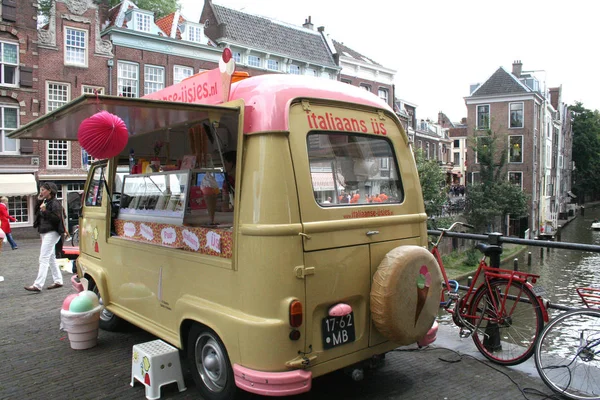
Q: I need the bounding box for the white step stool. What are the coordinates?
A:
[131,339,187,400]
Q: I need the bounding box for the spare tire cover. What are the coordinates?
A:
[371,245,442,345]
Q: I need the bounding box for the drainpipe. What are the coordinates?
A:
[107,59,114,95]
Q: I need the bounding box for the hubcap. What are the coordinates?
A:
[195,333,228,393]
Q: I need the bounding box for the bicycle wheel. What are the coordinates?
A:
[535,308,600,399]
[71,229,79,247]
[469,279,543,365]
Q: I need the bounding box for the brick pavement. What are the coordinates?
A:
[0,239,554,400]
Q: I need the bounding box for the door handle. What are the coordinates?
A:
[366,230,379,236]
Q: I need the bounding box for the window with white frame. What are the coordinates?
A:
[173,65,193,84]
[509,102,524,128]
[378,88,388,103]
[248,55,260,67]
[475,135,491,163]
[0,41,17,86]
[471,172,480,184]
[8,196,28,223]
[117,61,138,97]
[477,104,490,130]
[47,82,69,111]
[267,59,279,71]
[144,65,164,95]
[289,64,300,75]
[305,67,316,76]
[0,105,18,154]
[321,72,331,80]
[186,25,203,43]
[232,52,241,63]
[546,143,551,168]
[508,171,523,189]
[82,85,104,95]
[453,152,460,165]
[508,135,523,163]
[426,143,430,159]
[360,84,371,92]
[64,27,87,67]
[47,140,69,167]
[135,12,151,32]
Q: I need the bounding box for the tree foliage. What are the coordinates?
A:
[571,102,600,200]
[38,0,180,21]
[414,148,447,217]
[464,129,528,233]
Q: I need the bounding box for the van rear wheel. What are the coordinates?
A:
[187,325,238,400]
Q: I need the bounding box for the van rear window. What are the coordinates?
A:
[307,132,403,206]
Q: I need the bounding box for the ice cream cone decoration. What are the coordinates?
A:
[219,48,236,102]
[415,265,432,326]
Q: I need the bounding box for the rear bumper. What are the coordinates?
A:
[233,364,311,396]
[417,320,439,347]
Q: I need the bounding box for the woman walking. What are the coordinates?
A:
[25,182,65,292]
[0,196,18,250]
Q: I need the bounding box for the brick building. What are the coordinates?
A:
[464,60,573,237]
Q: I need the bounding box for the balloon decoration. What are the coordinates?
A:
[77,111,129,159]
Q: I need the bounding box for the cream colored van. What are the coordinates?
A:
[12,68,442,399]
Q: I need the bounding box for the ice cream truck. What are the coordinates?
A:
[11,50,442,399]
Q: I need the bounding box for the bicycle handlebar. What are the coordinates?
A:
[432,221,473,247]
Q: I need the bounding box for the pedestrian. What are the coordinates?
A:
[25,182,65,292]
[0,196,18,250]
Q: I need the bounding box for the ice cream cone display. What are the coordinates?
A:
[200,173,220,224]
[219,48,236,102]
[415,265,432,326]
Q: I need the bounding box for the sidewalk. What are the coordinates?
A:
[0,239,553,399]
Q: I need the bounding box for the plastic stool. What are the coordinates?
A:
[131,339,186,399]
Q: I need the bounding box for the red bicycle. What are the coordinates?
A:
[431,222,549,365]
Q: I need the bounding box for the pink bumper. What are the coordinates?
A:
[233,364,311,396]
[417,320,439,348]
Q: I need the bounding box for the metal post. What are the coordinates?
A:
[557,225,562,242]
[513,258,518,271]
[540,247,544,259]
[528,252,532,266]
[487,232,502,268]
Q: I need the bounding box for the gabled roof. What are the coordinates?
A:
[471,67,529,97]
[332,40,381,66]
[156,12,183,39]
[209,3,336,68]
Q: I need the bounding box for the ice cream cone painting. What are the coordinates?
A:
[200,173,220,224]
[415,265,432,326]
[219,48,236,102]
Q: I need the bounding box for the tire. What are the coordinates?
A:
[371,245,443,345]
[88,279,127,331]
[535,308,600,399]
[71,229,79,247]
[187,325,238,400]
[469,279,543,365]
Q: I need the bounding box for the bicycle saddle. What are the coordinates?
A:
[476,242,503,256]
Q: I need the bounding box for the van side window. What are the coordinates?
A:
[307,133,404,206]
[85,166,105,207]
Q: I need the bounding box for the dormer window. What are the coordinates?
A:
[187,25,203,43]
[135,12,151,32]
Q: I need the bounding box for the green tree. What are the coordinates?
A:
[465,129,528,233]
[414,148,447,217]
[571,102,600,201]
[39,0,179,21]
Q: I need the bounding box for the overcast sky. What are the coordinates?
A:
[179,0,599,122]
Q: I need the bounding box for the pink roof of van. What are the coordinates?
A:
[229,74,394,135]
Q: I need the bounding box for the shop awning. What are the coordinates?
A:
[567,191,577,199]
[8,94,241,141]
[311,172,336,191]
[0,174,37,196]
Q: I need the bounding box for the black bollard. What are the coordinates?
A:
[581,206,585,216]
[528,252,532,266]
[557,225,562,242]
[540,247,544,259]
[513,258,518,271]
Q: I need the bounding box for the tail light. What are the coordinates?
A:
[289,300,303,327]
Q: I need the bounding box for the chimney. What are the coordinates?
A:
[512,60,522,78]
[303,16,313,30]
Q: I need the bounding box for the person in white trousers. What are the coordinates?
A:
[25,182,65,292]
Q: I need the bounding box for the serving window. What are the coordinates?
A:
[307,132,403,206]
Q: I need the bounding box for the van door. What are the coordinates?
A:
[288,100,427,365]
[81,162,109,260]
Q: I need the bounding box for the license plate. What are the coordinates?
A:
[322,312,355,349]
[532,285,546,296]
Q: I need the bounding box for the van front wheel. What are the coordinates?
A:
[88,279,126,331]
[187,325,238,400]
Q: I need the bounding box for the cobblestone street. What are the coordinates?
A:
[0,239,553,399]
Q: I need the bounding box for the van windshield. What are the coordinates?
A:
[307,132,403,206]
